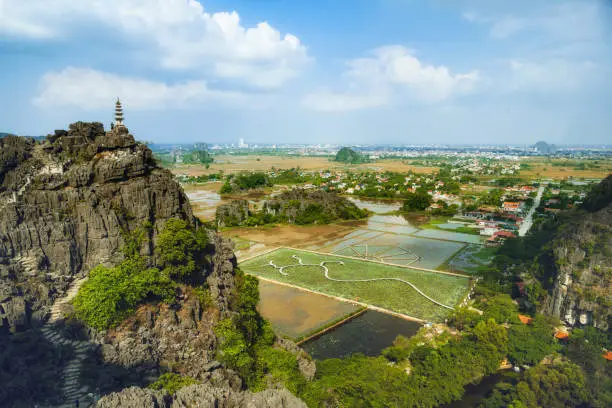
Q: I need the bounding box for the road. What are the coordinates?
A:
[518,184,545,237]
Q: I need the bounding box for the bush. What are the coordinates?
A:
[157,219,208,281]
[148,372,198,395]
[73,257,176,330]
[507,316,558,366]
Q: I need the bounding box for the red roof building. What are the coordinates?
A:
[603,351,612,361]
[494,230,516,239]
[518,314,533,325]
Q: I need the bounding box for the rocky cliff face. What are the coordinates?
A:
[0,124,310,407]
[95,384,307,408]
[0,123,194,332]
[541,177,612,330]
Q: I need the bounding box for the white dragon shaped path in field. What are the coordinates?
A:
[265,255,454,310]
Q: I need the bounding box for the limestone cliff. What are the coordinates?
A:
[95,384,306,408]
[0,123,310,407]
[0,123,195,332]
[540,176,612,330]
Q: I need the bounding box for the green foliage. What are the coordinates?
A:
[148,372,198,395]
[73,257,176,330]
[402,189,432,211]
[215,274,307,393]
[481,361,589,408]
[221,172,271,194]
[250,332,307,394]
[193,286,212,308]
[214,318,256,378]
[507,315,559,366]
[480,294,519,324]
[479,188,504,206]
[335,147,366,164]
[157,219,208,281]
[564,327,612,407]
[581,174,611,212]
[448,306,484,330]
[302,320,509,407]
[220,180,233,194]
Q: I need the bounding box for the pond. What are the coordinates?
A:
[348,197,402,214]
[301,310,421,360]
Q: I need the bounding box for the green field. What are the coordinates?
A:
[241,248,471,322]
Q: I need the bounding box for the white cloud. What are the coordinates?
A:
[507,59,599,91]
[0,0,309,88]
[463,2,606,41]
[302,46,479,112]
[33,67,254,109]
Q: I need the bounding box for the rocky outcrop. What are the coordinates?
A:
[540,175,612,330]
[0,122,194,332]
[215,200,249,228]
[99,292,221,381]
[276,338,316,380]
[541,205,611,330]
[95,384,307,408]
[0,122,311,407]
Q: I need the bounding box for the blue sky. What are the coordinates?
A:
[1,0,611,145]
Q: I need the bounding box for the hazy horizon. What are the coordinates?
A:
[1,0,611,145]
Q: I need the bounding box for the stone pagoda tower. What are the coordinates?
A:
[115,98,125,128]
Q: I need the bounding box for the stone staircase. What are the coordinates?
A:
[40,278,96,408]
[15,254,39,276]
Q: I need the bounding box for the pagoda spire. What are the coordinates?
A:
[115,98,124,127]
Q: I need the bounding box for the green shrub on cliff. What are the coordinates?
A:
[157,218,208,281]
[73,257,176,330]
[148,372,198,395]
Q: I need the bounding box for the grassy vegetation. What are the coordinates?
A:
[73,219,210,330]
[148,373,198,395]
[240,248,470,322]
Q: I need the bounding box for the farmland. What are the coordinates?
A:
[257,281,362,340]
[240,248,471,322]
[171,155,439,176]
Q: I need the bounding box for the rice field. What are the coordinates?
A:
[241,248,471,322]
[257,281,362,340]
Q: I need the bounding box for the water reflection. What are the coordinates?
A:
[301,310,421,360]
[348,197,401,214]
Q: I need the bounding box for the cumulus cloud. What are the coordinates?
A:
[33,67,253,109]
[302,46,479,112]
[0,0,309,88]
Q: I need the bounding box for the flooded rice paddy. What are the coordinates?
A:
[257,281,361,339]
[347,198,401,214]
[301,310,422,360]
[413,228,484,244]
